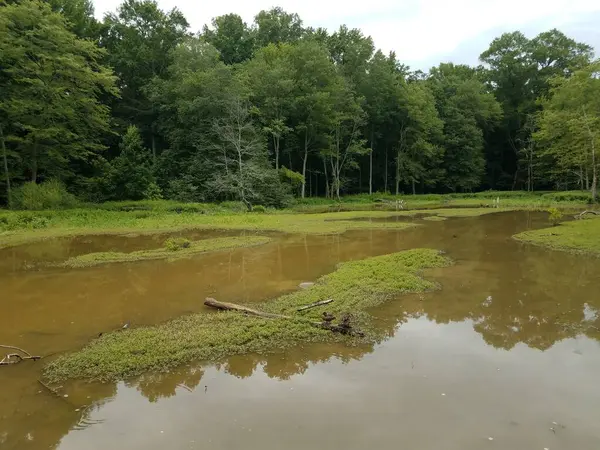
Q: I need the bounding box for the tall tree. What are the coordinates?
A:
[108,125,156,200]
[395,81,444,195]
[0,0,117,189]
[324,79,368,199]
[242,44,295,170]
[48,0,98,38]
[286,41,338,198]
[360,51,403,194]
[253,7,304,48]
[535,61,600,200]
[480,29,593,188]
[202,14,255,65]
[146,37,238,196]
[101,0,189,156]
[429,64,502,192]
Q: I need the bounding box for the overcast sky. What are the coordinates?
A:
[93,0,600,71]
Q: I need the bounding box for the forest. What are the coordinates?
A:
[0,0,599,209]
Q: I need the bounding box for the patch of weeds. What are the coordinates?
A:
[547,207,563,226]
[514,217,600,255]
[44,248,451,382]
[164,237,191,251]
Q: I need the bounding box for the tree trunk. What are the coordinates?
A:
[323,157,329,199]
[151,134,157,162]
[395,149,400,196]
[31,143,38,183]
[411,179,416,195]
[384,145,388,193]
[369,129,374,195]
[301,145,308,199]
[0,124,11,206]
[273,135,280,170]
[582,106,597,202]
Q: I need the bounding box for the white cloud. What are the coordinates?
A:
[92,0,600,69]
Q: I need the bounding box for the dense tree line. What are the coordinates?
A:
[1,0,598,207]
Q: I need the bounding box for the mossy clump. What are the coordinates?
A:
[422,215,448,222]
[514,217,600,255]
[58,236,272,268]
[164,237,191,251]
[44,248,451,382]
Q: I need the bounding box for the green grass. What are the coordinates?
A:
[0,203,519,249]
[43,248,451,382]
[57,236,273,268]
[514,217,600,255]
[292,191,594,213]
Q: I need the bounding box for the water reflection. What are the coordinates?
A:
[2,211,600,449]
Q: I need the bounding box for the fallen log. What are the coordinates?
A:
[204,298,290,319]
[204,298,363,337]
[297,299,334,312]
[574,210,600,219]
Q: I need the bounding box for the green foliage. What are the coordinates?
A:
[251,205,267,213]
[12,180,78,210]
[0,211,52,231]
[44,248,451,381]
[0,0,117,189]
[108,126,156,200]
[547,207,563,226]
[0,1,597,207]
[534,61,600,201]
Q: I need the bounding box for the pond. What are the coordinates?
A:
[1,211,599,449]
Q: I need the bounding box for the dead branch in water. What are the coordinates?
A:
[37,379,63,398]
[574,210,600,219]
[204,298,363,337]
[296,299,334,312]
[0,344,41,365]
[204,298,290,319]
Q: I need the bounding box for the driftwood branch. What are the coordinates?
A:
[297,299,334,312]
[575,210,600,219]
[0,344,41,365]
[204,298,290,319]
[204,298,363,337]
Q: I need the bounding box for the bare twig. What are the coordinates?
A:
[0,344,34,357]
[297,299,334,312]
[0,344,41,365]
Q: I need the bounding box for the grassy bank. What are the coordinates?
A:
[293,191,594,212]
[0,205,511,249]
[57,236,273,268]
[44,248,451,382]
[514,217,600,255]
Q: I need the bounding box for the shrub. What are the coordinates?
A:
[12,179,78,210]
[548,207,563,226]
[252,205,267,213]
[164,237,191,251]
[0,212,52,231]
[143,181,163,200]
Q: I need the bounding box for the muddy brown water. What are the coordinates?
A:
[1,211,600,449]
